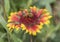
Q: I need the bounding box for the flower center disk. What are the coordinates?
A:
[20,13,39,27]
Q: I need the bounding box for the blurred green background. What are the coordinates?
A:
[0,0,60,42]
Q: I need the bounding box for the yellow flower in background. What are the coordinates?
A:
[7,6,52,36]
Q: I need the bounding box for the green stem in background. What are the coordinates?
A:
[4,0,10,17]
[30,35,36,42]
[10,0,17,11]
[25,0,32,9]
[30,35,33,42]
[7,33,11,42]
[1,0,8,21]
[0,1,11,42]
[45,4,52,14]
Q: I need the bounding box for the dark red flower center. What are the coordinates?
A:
[19,13,40,27]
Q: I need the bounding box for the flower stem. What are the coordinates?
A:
[30,35,33,42]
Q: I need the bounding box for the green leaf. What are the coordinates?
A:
[4,0,10,16]
[0,13,9,33]
[0,33,6,42]
[0,38,4,42]
[0,33,6,39]
[12,34,23,42]
[26,0,32,8]
[45,4,52,14]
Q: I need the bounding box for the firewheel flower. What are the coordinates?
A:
[7,6,52,36]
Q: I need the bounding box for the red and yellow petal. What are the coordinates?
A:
[20,23,43,36]
[15,24,21,30]
[18,11,22,16]
[8,13,20,22]
[7,23,15,31]
[21,24,26,30]
[30,6,37,13]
